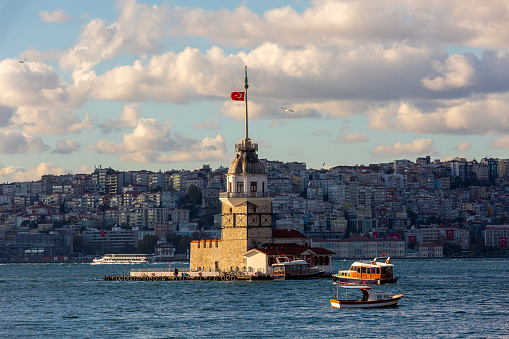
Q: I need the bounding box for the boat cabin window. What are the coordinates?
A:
[376,267,380,274]
[357,267,361,274]
[361,267,366,274]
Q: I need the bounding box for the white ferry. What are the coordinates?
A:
[332,256,397,285]
[91,254,149,265]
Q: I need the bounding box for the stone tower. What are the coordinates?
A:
[189,66,274,271]
[218,66,274,270]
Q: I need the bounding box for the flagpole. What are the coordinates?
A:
[244,66,249,140]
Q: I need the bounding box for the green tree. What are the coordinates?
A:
[137,234,158,254]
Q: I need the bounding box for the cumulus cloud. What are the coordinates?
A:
[491,136,509,148]
[372,138,435,157]
[0,130,48,154]
[454,141,472,151]
[0,162,70,183]
[0,59,91,135]
[339,133,368,143]
[39,9,71,23]
[89,118,227,163]
[193,120,219,130]
[52,139,81,154]
[0,105,15,126]
[367,94,509,135]
[99,103,140,133]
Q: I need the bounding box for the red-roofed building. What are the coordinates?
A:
[243,242,334,274]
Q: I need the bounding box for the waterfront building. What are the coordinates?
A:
[484,225,509,248]
[312,235,405,259]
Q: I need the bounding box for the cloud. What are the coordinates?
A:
[421,54,477,91]
[90,118,227,163]
[39,9,71,23]
[52,139,81,154]
[0,163,70,183]
[193,120,219,130]
[367,94,509,135]
[372,138,435,157]
[59,0,170,71]
[0,59,91,135]
[491,136,509,148]
[0,130,48,154]
[454,141,472,151]
[99,103,140,133]
[339,133,368,143]
[0,105,15,126]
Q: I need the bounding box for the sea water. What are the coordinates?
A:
[1,258,508,338]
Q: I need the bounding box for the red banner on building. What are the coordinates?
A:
[446,229,454,241]
[100,230,105,237]
[372,231,377,239]
[408,235,416,243]
[390,233,401,240]
[501,237,507,247]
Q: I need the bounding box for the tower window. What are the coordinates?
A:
[237,182,244,193]
[229,182,232,193]
[250,182,257,192]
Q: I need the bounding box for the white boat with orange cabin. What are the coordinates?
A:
[332,255,397,285]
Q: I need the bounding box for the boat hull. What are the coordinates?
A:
[330,294,403,309]
[272,271,323,280]
[333,276,397,285]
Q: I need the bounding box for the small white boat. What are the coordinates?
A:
[272,256,323,280]
[91,254,149,265]
[330,283,404,309]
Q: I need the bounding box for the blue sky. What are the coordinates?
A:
[1,0,509,182]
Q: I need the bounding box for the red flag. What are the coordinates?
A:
[100,230,105,237]
[408,236,416,243]
[446,230,454,241]
[501,237,507,247]
[231,92,245,101]
[372,231,377,239]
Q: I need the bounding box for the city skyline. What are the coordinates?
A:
[1,0,509,183]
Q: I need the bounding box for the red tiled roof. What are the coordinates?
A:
[272,229,309,239]
[255,243,334,255]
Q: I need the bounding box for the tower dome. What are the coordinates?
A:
[228,138,266,175]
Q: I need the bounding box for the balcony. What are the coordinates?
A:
[219,192,274,199]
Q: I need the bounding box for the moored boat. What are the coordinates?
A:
[332,255,397,285]
[272,256,323,280]
[91,254,149,265]
[330,283,404,309]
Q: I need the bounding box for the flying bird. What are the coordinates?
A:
[18,58,27,63]
[281,107,294,112]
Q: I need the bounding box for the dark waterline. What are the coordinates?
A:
[2,259,508,338]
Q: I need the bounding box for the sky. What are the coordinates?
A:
[1,0,509,183]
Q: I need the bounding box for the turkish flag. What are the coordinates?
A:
[231,92,245,101]
[409,236,416,243]
[100,230,105,237]
[372,231,377,239]
[501,237,507,247]
[446,230,454,241]
[390,233,401,240]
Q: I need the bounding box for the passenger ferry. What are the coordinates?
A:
[272,256,323,280]
[91,254,149,265]
[332,256,397,285]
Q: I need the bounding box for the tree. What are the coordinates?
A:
[181,184,202,218]
[137,234,158,254]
